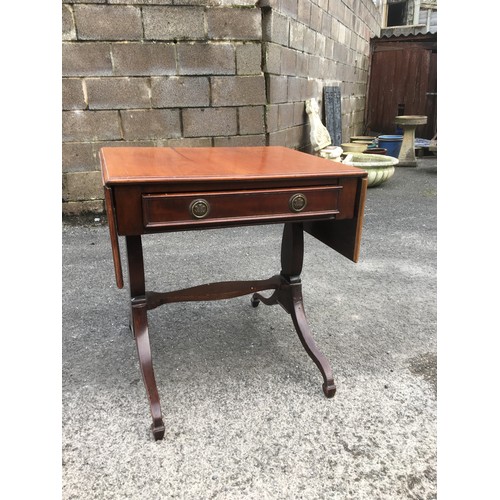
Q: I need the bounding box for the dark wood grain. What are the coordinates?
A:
[142,185,341,230]
[103,186,123,289]
[100,146,367,440]
[366,34,437,138]
[304,177,368,262]
[146,276,282,310]
[253,223,336,397]
[126,235,165,440]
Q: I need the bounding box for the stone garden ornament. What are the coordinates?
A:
[305,98,343,160]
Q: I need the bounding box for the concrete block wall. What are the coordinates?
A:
[62,0,381,215]
[261,0,381,150]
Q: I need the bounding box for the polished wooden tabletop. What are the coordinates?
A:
[100,146,366,185]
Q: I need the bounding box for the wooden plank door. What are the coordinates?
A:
[366,43,436,139]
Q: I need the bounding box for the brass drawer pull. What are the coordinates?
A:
[189,199,210,219]
[289,193,307,212]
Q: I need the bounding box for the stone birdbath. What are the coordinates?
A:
[394,115,427,167]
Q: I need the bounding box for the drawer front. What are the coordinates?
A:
[142,186,341,229]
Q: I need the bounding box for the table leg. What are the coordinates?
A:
[254,223,336,397]
[126,235,166,440]
[287,282,336,397]
[281,223,336,397]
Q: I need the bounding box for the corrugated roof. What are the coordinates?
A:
[377,25,437,38]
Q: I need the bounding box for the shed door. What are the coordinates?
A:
[366,44,436,139]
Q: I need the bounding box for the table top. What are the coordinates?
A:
[101,145,369,288]
[100,146,366,186]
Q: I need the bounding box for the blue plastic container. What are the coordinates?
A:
[377,135,403,158]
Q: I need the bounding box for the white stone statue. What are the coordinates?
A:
[306,98,331,151]
[305,98,343,160]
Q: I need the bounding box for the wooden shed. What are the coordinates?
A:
[365,32,437,140]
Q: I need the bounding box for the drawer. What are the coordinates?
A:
[142,186,341,229]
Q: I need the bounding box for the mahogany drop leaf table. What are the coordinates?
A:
[100,146,367,440]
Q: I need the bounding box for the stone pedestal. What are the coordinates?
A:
[394,115,427,167]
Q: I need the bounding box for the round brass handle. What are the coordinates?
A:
[189,199,210,219]
[289,193,307,213]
